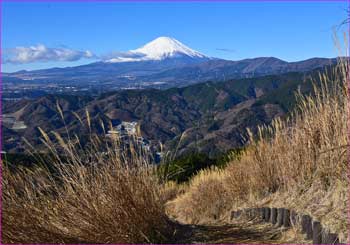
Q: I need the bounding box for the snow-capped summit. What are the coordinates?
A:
[106,36,208,63]
[134,37,207,60]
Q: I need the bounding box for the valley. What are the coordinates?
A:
[2,64,330,157]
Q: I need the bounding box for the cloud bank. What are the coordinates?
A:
[3,44,95,64]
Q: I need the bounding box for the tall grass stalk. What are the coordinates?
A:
[3,119,172,243]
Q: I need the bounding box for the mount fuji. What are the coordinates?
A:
[105,37,209,63]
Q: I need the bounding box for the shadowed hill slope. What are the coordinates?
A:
[3,65,332,156]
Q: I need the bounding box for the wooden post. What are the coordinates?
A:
[322,231,339,244]
[276,208,284,227]
[246,208,251,218]
[251,209,255,219]
[245,209,249,218]
[254,208,259,218]
[301,215,309,233]
[290,210,297,226]
[249,209,253,218]
[261,207,266,221]
[252,208,257,218]
[312,221,322,244]
[231,211,236,220]
[243,208,247,218]
[270,208,277,224]
[283,209,291,227]
[301,215,313,240]
[258,208,264,220]
[264,207,271,222]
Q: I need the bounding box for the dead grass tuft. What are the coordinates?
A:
[2,123,173,243]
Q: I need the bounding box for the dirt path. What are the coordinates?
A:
[170,219,308,244]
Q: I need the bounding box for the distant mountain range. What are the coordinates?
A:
[3,37,337,89]
[3,64,331,156]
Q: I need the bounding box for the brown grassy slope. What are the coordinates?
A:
[167,61,350,243]
[2,125,173,243]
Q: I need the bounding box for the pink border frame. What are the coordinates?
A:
[0,1,349,245]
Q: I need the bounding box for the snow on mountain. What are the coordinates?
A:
[106,37,208,63]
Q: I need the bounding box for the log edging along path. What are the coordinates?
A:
[231,207,343,244]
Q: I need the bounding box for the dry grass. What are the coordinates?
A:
[2,117,173,243]
[168,60,350,242]
[167,167,233,224]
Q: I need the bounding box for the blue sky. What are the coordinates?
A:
[2,1,348,72]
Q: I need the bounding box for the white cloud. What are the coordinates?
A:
[101,51,146,62]
[3,44,96,64]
